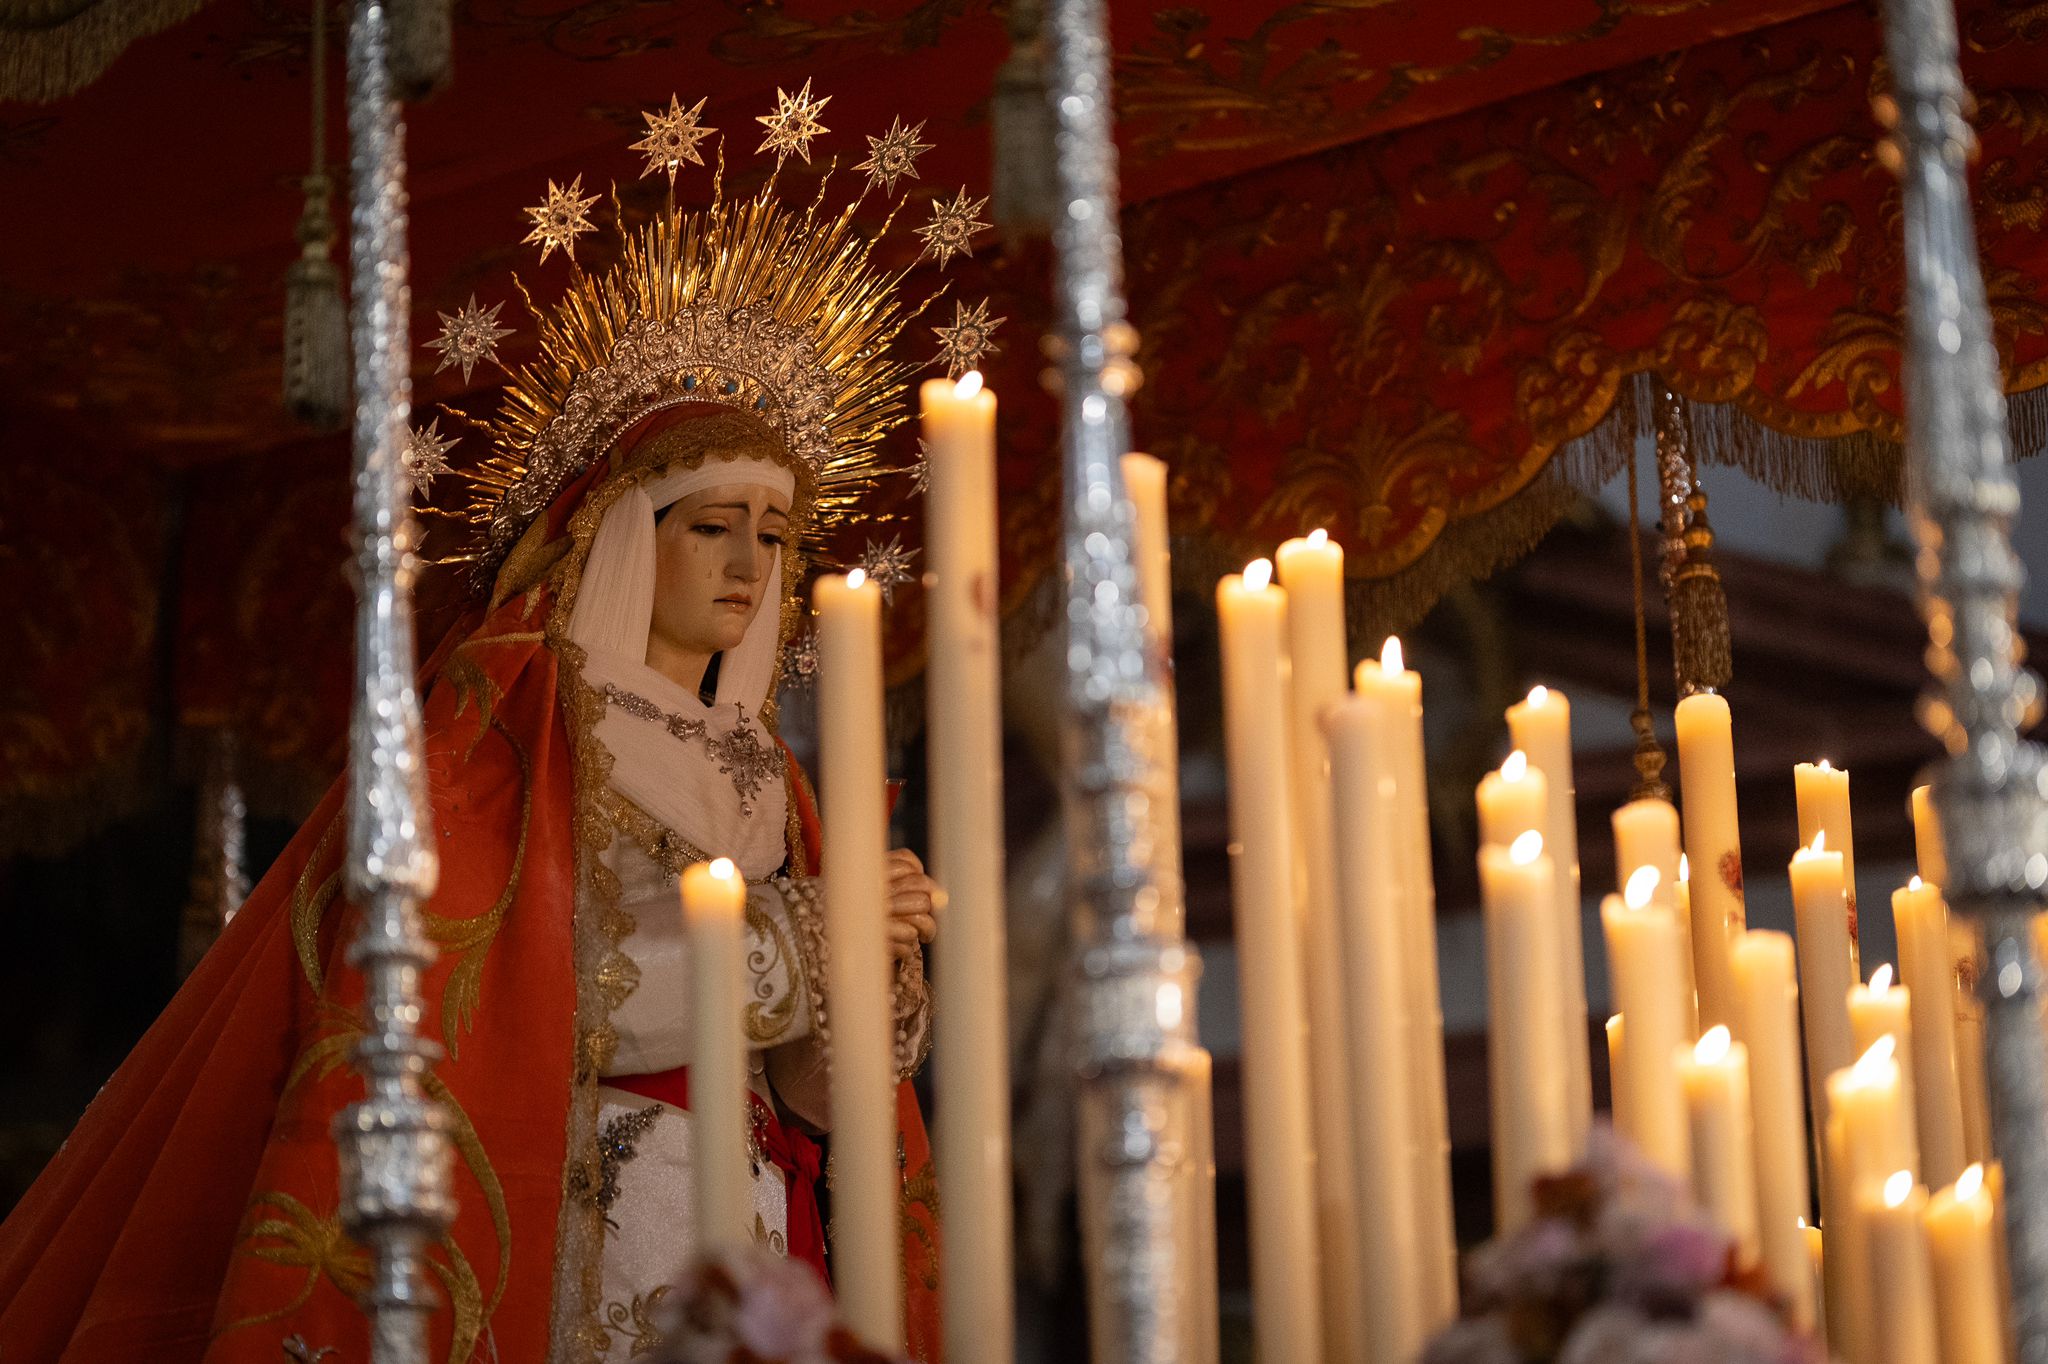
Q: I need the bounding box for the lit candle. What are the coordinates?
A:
[1476,750,1547,850]
[1824,1037,1915,1363]
[1795,760,1859,951]
[1326,689,1428,1364]
[1613,797,1696,1035]
[1505,684,1593,1153]
[1680,1026,1759,1264]
[1120,449,1187,939]
[1863,1171,1939,1364]
[1925,1164,2002,1364]
[1275,528,1365,1362]
[1601,867,1692,1179]
[813,569,904,1350]
[1216,560,1324,1361]
[920,373,1015,1361]
[1891,879,1967,1188]
[1674,694,1744,1033]
[1804,1220,1828,1354]
[1910,783,1947,889]
[1847,965,1921,1180]
[1480,831,1573,1233]
[1791,832,1858,1160]
[1730,930,1815,1328]
[1354,636,1458,1326]
[683,857,750,1248]
[1605,1014,1630,1136]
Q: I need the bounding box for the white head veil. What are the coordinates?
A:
[566,456,798,877]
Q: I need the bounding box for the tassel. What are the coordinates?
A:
[283,172,351,430]
[283,172,350,430]
[387,0,452,101]
[990,0,1054,241]
[1671,479,1733,693]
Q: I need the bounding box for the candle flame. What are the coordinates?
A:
[1884,1170,1915,1207]
[1797,1216,1809,1229]
[1870,962,1894,994]
[1243,557,1274,591]
[1306,527,1329,548]
[1816,757,1834,771]
[953,369,984,399]
[846,568,869,591]
[1811,829,1828,855]
[1528,684,1549,705]
[1957,1162,1985,1201]
[1381,635,1404,672]
[1502,749,1528,782]
[1852,1034,1898,1080]
[1624,865,1660,910]
[1679,853,1691,883]
[708,857,736,880]
[1156,981,1184,1029]
[1510,830,1544,865]
[1695,1025,1732,1064]
[1909,874,1924,891]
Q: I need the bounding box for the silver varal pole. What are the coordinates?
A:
[1045,1,1200,1360]
[1875,0,2048,1358]
[338,1,453,1360]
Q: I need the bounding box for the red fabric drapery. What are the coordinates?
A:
[13,0,2048,835]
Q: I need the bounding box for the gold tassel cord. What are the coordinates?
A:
[1625,430,1671,803]
[1653,383,1732,696]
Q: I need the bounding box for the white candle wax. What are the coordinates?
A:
[1680,1026,1760,1265]
[1891,878,1967,1188]
[920,374,1015,1362]
[1601,871,1692,1180]
[813,570,904,1350]
[1674,693,1744,1033]
[1925,1165,2003,1364]
[1327,689,1429,1363]
[684,857,751,1250]
[1356,638,1459,1326]
[1729,930,1816,1330]
[1613,798,1696,1035]
[1795,760,1860,954]
[1791,835,1858,1164]
[1863,1172,1940,1364]
[1505,684,1593,1153]
[1480,833,1573,1233]
[1275,528,1365,1364]
[1216,562,1324,1362]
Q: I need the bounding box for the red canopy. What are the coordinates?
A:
[7,0,2048,848]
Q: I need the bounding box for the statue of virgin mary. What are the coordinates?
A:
[0,110,949,1364]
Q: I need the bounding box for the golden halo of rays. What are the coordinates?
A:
[443,181,928,571]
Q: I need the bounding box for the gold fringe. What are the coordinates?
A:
[0,0,212,103]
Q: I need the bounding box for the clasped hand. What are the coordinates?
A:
[887,847,942,962]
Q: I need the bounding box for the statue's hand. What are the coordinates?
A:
[886,847,943,961]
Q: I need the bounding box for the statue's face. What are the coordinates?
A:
[648,482,790,663]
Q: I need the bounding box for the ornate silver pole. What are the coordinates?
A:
[1874,2,2048,1359]
[1045,2,1198,1360]
[336,1,453,1360]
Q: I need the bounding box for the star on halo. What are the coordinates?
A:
[404,418,458,496]
[522,175,600,265]
[910,437,933,495]
[915,188,991,268]
[632,95,715,187]
[755,79,831,164]
[933,297,1005,378]
[857,535,919,604]
[856,116,933,197]
[426,295,513,384]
